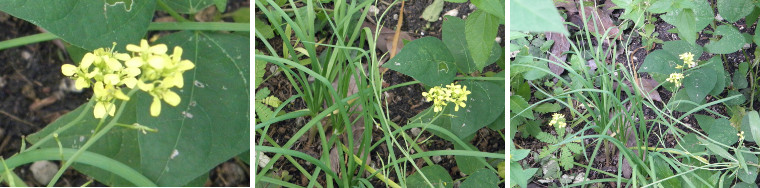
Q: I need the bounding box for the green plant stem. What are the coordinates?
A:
[46,89,138,187]
[339,142,401,188]
[156,0,189,22]
[0,148,155,186]
[0,32,58,51]
[147,22,250,31]
[25,99,95,152]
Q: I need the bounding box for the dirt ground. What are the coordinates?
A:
[254,0,505,187]
[0,2,250,187]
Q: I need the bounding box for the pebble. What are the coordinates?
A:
[368,5,380,16]
[495,36,502,44]
[716,14,724,21]
[410,127,421,137]
[469,3,476,10]
[393,14,398,20]
[30,160,58,185]
[443,9,458,17]
[21,51,32,60]
[432,155,442,163]
[743,43,751,49]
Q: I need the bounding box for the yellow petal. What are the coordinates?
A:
[114,53,131,61]
[61,64,77,76]
[107,102,116,116]
[126,44,142,52]
[123,77,138,88]
[150,44,168,55]
[75,77,89,90]
[93,82,106,97]
[105,57,122,71]
[166,74,184,88]
[151,96,161,117]
[163,90,181,106]
[104,74,120,85]
[114,89,130,100]
[125,57,143,68]
[148,56,165,69]
[94,102,107,119]
[177,60,195,72]
[137,81,154,91]
[172,46,183,62]
[124,67,141,77]
[81,53,96,68]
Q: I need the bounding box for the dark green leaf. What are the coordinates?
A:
[406,165,454,188]
[705,25,745,54]
[718,0,754,23]
[443,16,478,74]
[683,68,717,102]
[466,10,500,71]
[695,115,738,146]
[510,0,569,35]
[451,81,506,138]
[382,37,457,87]
[461,169,499,188]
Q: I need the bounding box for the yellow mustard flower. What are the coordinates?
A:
[549,113,566,128]
[422,83,471,112]
[666,73,685,87]
[679,52,696,68]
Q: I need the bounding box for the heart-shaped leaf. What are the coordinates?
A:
[717,0,754,23]
[461,169,499,187]
[451,80,506,138]
[510,0,569,36]
[695,115,738,146]
[705,25,745,54]
[683,68,717,102]
[382,37,457,87]
[0,0,155,51]
[406,165,454,188]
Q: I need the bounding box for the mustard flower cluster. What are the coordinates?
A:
[548,113,566,128]
[667,52,698,87]
[421,83,472,112]
[61,40,194,119]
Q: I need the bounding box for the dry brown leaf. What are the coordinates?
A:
[546,31,570,75]
[582,6,619,39]
[361,22,414,58]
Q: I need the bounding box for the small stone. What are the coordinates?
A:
[716,14,723,21]
[443,9,458,17]
[368,5,380,16]
[30,161,58,185]
[432,155,442,163]
[469,3,476,10]
[410,127,421,137]
[21,51,32,60]
[393,14,398,20]
[495,36,502,44]
[743,43,751,49]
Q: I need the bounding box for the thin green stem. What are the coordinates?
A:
[46,89,138,187]
[156,0,189,22]
[147,22,250,31]
[0,32,58,51]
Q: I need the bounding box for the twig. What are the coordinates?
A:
[0,110,35,127]
[389,0,404,58]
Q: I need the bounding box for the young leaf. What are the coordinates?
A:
[420,0,444,22]
[466,10,500,71]
[747,111,760,144]
[442,16,478,74]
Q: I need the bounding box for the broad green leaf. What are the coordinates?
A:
[405,165,454,188]
[748,111,760,144]
[213,0,227,12]
[705,25,745,54]
[454,144,485,175]
[648,0,675,14]
[255,18,275,39]
[487,112,505,131]
[510,95,533,119]
[669,90,704,113]
[662,40,704,58]
[461,169,499,187]
[510,0,569,36]
[466,10,500,71]
[471,0,505,23]
[683,68,717,102]
[443,16,478,74]
[136,31,250,186]
[652,155,681,188]
[679,133,706,154]
[165,0,215,14]
[421,0,444,22]
[534,103,561,113]
[382,37,456,87]
[699,137,737,162]
[510,162,537,188]
[695,115,738,146]
[734,62,750,89]
[706,57,726,96]
[639,50,680,75]
[725,89,748,105]
[737,151,759,183]
[523,60,550,80]
[0,0,156,51]
[663,8,697,45]
[450,80,505,138]
[734,182,759,188]
[28,100,142,186]
[511,149,530,161]
[718,0,754,23]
